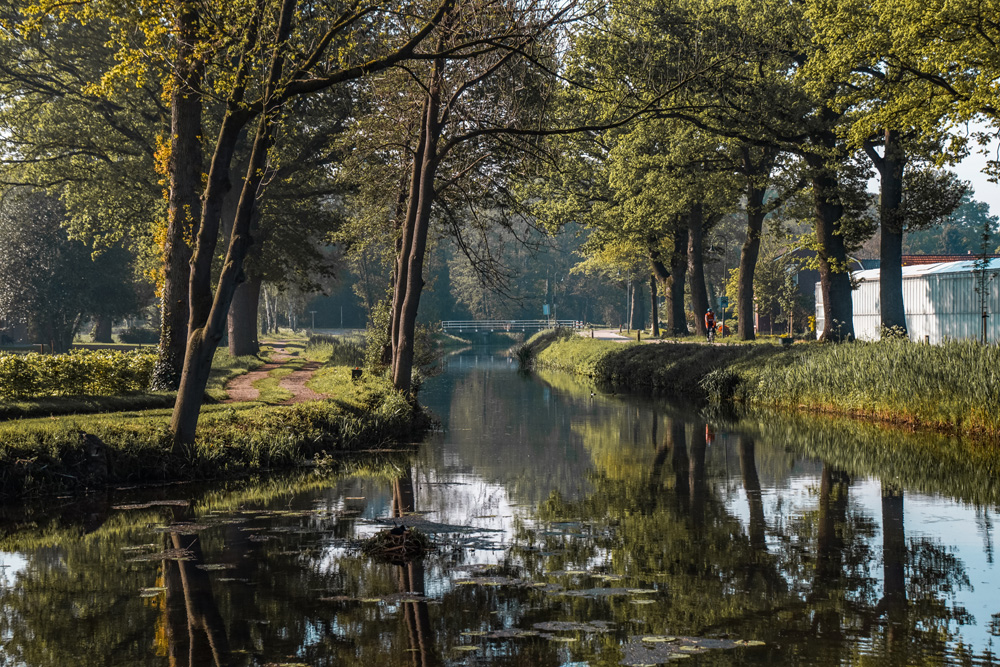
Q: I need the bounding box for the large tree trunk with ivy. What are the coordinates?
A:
[687,204,709,336]
[152,4,203,391]
[866,130,907,336]
[666,226,689,335]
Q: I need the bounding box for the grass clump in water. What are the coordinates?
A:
[361,527,431,563]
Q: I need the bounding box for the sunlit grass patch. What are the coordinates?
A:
[0,378,420,499]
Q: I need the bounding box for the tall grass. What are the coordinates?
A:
[531,335,1000,438]
[307,334,365,366]
[739,338,1000,435]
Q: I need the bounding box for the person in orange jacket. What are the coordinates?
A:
[704,309,716,341]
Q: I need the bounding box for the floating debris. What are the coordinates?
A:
[551,587,631,598]
[361,527,431,564]
[152,523,213,534]
[195,563,235,571]
[533,620,614,633]
[138,587,166,597]
[112,500,190,510]
[620,635,765,665]
[127,548,195,562]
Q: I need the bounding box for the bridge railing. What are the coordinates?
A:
[440,319,583,333]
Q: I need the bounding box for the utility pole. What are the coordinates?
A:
[309,310,316,331]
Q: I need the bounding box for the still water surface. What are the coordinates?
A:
[1,346,999,666]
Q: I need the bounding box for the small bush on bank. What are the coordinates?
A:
[0,349,157,400]
[116,327,159,344]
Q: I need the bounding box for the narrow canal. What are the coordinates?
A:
[1,345,998,666]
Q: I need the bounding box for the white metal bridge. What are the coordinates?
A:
[440,319,584,334]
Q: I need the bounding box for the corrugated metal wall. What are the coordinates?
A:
[815,268,1000,343]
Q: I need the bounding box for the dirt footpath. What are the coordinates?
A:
[222,344,327,404]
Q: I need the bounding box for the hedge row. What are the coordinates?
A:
[0,349,157,399]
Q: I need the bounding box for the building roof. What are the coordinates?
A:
[853,257,1000,282]
[902,254,1000,266]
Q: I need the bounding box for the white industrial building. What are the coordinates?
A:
[815,259,1000,343]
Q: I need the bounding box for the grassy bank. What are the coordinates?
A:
[527,330,1000,439]
[0,375,422,499]
[1,346,269,420]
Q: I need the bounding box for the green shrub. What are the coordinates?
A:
[0,349,157,400]
[116,327,159,344]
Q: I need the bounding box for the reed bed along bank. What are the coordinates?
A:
[527,330,1000,439]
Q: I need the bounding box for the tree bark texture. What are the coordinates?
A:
[666,226,689,335]
[228,275,262,356]
[737,151,776,341]
[807,145,856,342]
[867,131,907,335]
[152,4,203,391]
[687,204,709,336]
[170,0,295,449]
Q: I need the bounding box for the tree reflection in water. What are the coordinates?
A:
[0,362,994,666]
[162,506,231,667]
[392,468,438,667]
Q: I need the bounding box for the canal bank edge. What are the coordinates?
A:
[0,379,427,499]
[526,332,1000,441]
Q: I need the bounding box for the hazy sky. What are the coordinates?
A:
[952,137,999,216]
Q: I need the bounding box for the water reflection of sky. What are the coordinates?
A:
[2,345,999,665]
[725,450,1000,652]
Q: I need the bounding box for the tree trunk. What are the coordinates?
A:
[228,275,261,356]
[807,144,855,342]
[867,131,907,336]
[738,192,765,339]
[688,204,709,336]
[666,226,689,335]
[736,145,779,341]
[627,279,636,330]
[170,0,295,450]
[152,4,203,391]
[650,273,660,337]
[391,58,444,394]
[390,109,429,382]
[91,315,112,343]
